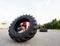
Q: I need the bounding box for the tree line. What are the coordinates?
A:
[44,19,60,29]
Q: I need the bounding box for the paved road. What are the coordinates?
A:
[0,29,60,46]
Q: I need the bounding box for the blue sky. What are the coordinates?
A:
[0,0,60,24]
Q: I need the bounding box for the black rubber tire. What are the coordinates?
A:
[40,28,47,32]
[8,15,37,42]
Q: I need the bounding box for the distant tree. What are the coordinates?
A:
[44,18,60,29]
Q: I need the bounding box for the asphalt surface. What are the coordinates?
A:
[0,29,60,46]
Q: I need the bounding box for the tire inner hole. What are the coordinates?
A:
[17,21,30,33]
[14,18,30,33]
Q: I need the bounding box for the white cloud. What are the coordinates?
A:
[0,0,60,24]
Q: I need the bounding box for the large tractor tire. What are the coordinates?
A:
[8,15,37,42]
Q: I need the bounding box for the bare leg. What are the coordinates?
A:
[22,26,26,32]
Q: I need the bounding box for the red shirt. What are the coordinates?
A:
[22,21,27,26]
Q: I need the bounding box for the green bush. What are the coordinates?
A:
[44,19,60,29]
